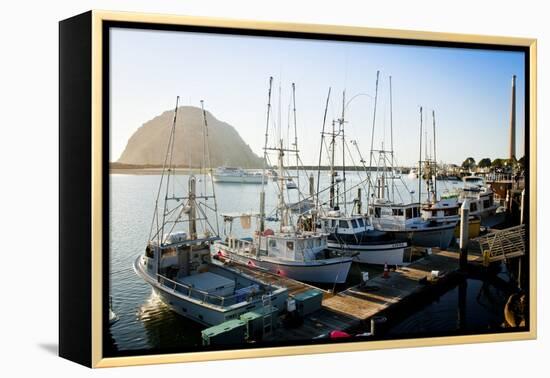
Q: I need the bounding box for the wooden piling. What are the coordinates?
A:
[459,200,470,270]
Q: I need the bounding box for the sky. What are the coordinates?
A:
[110,27,525,167]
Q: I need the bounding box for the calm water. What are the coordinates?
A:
[387,273,513,336]
[108,171,481,352]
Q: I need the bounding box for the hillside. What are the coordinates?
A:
[117,106,263,168]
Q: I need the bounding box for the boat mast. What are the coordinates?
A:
[367,70,380,203]
[341,90,347,214]
[316,87,331,211]
[330,120,336,209]
[200,100,220,236]
[292,83,299,192]
[418,106,423,204]
[160,96,180,244]
[188,175,197,239]
[278,138,288,229]
[432,110,437,202]
[260,77,273,232]
[389,76,395,202]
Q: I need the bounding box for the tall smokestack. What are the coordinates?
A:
[509,75,516,160]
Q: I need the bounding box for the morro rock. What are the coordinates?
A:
[117,106,263,168]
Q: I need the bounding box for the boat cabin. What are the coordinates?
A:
[317,211,372,235]
[369,202,424,230]
[257,232,327,262]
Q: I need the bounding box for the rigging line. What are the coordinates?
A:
[152,96,179,245]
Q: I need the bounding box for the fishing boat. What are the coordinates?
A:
[317,210,412,265]
[370,199,457,248]
[134,98,288,326]
[212,166,265,184]
[436,175,505,227]
[312,80,412,265]
[214,78,353,284]
[366,95,457,249]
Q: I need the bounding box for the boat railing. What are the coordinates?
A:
[228,237,256,254]
[157,274,263,307]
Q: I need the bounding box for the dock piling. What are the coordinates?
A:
[459,200,470,270]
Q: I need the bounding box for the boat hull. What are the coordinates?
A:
[212,175,264,184]
[389,223,456,249]
[134,257,287,326]
[327,240,412,266]
[215,248,352,284]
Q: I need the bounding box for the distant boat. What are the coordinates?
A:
[436,175,504,226]
[212,166,265,184]
[408,168,418,180]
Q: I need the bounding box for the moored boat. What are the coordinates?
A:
[214,78,353,284]
[212,166,265,184]
[134,98,288,326]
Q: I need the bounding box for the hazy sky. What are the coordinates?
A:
[110,27,525,166]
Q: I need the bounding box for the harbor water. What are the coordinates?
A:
[108,172,506,353]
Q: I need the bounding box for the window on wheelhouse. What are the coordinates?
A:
[392,209,404,216]
[351,219,358,228]
[470,202,478,212]
[339,220,348,228]
[357,218,365,227]
[406,208,413,219]
[286,241,294,251]
[374,207,381,218]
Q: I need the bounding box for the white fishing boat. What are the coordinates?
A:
[370,200,457,249]
[366,99,457,249]
[214,78,352,284]
[312,84,412,265]
[134,98,288,326]
[212,166,265,184]
[436,175,504,226]
[318,210,412,265]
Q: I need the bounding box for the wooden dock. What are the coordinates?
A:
[222,232,524,341]
[223,247,486,340]
[321,248,475,321]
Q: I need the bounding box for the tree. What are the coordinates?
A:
[478,158,492,168]
[461,157,476,171]
[518,155,526,169]
[491,158,505,169]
